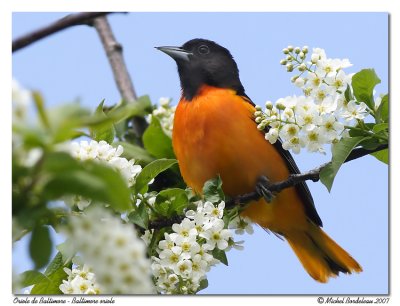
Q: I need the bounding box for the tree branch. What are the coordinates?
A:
[225,143,388,207]
[146,144,388,230]
[12,12,113,52]
[92,16,148,140]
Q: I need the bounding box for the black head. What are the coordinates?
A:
[156,39,245,101]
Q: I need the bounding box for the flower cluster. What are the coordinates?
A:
[59,264,101,294]
[255,46,370,154]
[151,201,235,294]
[66,206,155,294]
[151,97,176,137]
[64,140,142,210]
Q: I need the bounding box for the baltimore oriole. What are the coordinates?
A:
[157,38,362,282]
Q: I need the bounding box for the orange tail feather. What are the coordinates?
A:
[285,225,362,283]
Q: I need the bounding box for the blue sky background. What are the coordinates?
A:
[12,12,388,294]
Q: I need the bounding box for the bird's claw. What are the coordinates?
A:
[256,176,274,203]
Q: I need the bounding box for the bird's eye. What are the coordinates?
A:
[198,45,210,55]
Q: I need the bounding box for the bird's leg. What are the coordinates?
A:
[255,175,274,203]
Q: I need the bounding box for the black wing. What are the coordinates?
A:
[240,93,323,227]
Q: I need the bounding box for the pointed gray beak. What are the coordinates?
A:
[156,46,192,62]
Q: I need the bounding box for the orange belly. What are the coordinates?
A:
[172,86,308,232]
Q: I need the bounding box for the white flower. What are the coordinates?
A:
[63,140,143,210]
[341,101,369,121]
[317,96,338,114]
[60,264,100,294]
[302,127,326,153]
[320,114,344,142]
[172,218,197,238]
[296,107,321,132]
[265,128,279,144]
[294,77,305,88]
[201,219,232,250]
[67,206,154,294]
[228,216,254,235]
[203,201,225,219]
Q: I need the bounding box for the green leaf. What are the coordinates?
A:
[107,95,153,122]
[129,202,149,229]
[351,69,381,111]
[203,176,225,203]
[19,270,48,288]
[212,248,228,266]
[42,152,131,212]
[344,84,353,102]
[29,225,52,270]
[371,148,388,164]
[31,252,70,294]
[143,117,175,159]
[90,100,116,143]
[32,91,50,129]
[114,141,155,165]
[372,123,389,134]
[198,279,209,292]
[376,94,389,123]
[360,137,383,150]
[135,158,178,194]
[155,188,188,217]
[320,136,366,192]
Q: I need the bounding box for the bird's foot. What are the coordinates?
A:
[256,176,274,203]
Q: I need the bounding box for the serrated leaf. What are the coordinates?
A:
[42,152,131,211]
[320,136,366,192]
[19,270,48,288]
[114,141,155,165]
[90,100,116,143]
[29,225,52,270]
[143,117,175,159]
[371,148,388,164]
[212,248,228,266]
[351,69,381,111]
[203,176,225,203]
[135,159,177,194]
[129,202,149,229]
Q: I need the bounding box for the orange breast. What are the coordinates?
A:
[172,86,308,232]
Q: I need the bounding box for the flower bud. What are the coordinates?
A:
[255,105,262,111]
[290,75,299,83]
[298,63,307,72]
[294,47,301,54]
[302,46,309,53]
[282,48,289,54]
[255,116,262,123]
[287,45,294,52]
[286,63,294,72]
[311,54,319,64]
[276,101,285,110]
[254,111,262,117]
[294,77,305,88]
[257,122,266,130]
[265,101,273,110]
[299,52,305,60]
[280,59,287,65]
[286,55,293,61]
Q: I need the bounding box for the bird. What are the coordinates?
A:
[156,38,362,283]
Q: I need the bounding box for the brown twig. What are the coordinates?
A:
[92,16,148,139]
[12,12,113,52]
[225,144,388,207]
